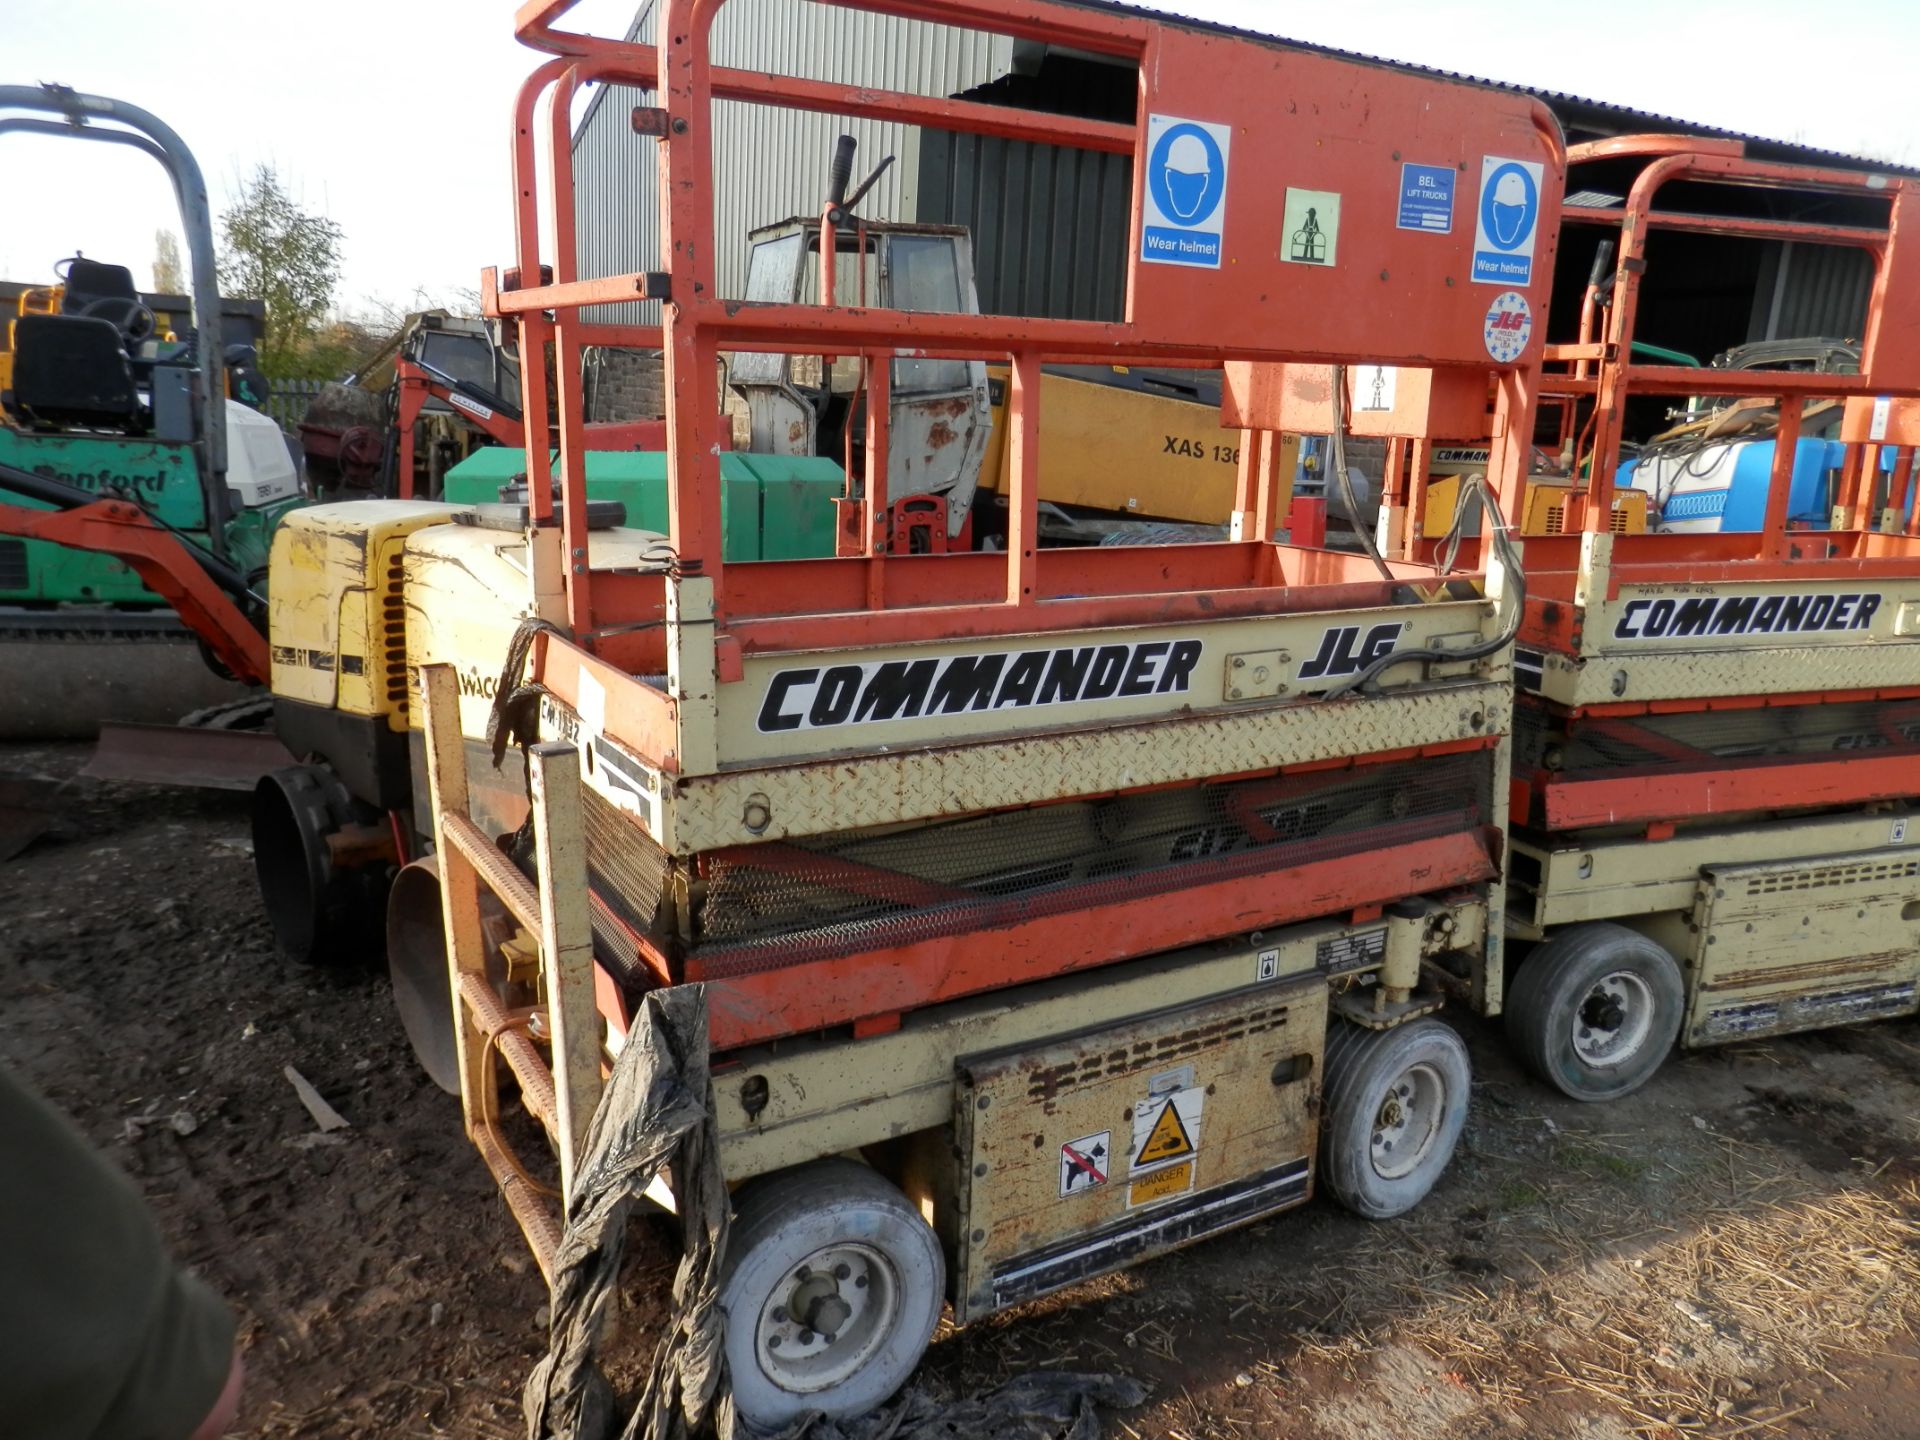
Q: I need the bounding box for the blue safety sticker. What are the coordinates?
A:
[1472,156,1544,286]
[1397,163,1455,233]
[1141,115,1232,269]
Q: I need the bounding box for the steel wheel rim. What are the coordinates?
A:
[1370,1059,1446,1181]
[754,1241,901,1394]
[1571,969,1655,1068]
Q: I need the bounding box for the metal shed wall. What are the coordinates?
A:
[571,0,1011,323]
[914,130,1130,321]
[1747,241,1874,344]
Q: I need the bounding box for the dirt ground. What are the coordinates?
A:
[4,741,1920,1440]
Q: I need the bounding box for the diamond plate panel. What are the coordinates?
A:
[1532,642,1920,710]
[652,680,1508,853]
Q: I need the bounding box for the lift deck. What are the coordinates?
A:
[1488,137,1920,1097]
[350,0,1570,1424]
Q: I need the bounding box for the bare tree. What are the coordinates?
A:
[151,229,185,294]
[217,164,344,378]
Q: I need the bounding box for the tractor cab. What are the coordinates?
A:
[728,217,992,543]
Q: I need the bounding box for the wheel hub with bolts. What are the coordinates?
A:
[1571,970,1655,1069]
[756,1242,897,1393]
[1370,1061,1445,1182]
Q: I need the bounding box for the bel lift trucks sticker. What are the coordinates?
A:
[1397,163,1455,233]
[1141,115,1231,269]
[1472,156,1544,286]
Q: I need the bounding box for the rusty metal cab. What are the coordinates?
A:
[401,0,1567,1425]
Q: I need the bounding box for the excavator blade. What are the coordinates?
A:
[84,722,295,792]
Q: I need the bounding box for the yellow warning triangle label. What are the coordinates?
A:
[1136,1098,1195,1166]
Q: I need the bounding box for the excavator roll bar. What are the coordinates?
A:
[0,83,230,544]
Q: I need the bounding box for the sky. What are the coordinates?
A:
[7,0,1917,315]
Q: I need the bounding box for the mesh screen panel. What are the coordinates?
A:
[690,752,1494,978]
[582,783,671,985]
[1519,698,1920,779]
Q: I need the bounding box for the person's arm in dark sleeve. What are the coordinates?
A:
[0,1062,240,1440]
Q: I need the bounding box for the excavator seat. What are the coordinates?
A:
[59,260,141,315]
[8,313,142,431]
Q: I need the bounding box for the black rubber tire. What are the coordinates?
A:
[1504,922,1684,1102]
[721,1160,944,1427]
[179,695,276,731]
[1320,1017,1470,1220]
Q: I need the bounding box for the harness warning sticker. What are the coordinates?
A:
[1356,364,1398,413]
[1059,1132,1111,1197]
[1282,188,1341,266]
[1141,114,1232,269]
[1130,1086,1204,1171]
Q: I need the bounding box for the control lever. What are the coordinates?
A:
[824,135,896,226]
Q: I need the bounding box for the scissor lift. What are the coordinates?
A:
[1498,136,1920,1099]
[406,0,1564,1422]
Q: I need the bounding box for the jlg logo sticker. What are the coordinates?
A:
[1298,622,1403,680]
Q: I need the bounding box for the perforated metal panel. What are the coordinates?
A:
[1519,696,1920,779]
[951,974,1324,1322]
[691,752,1493,977]
[1685,849,1920,1046]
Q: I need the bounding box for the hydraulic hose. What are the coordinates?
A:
[1324,468,1528,700]
[1328,363,1395,584]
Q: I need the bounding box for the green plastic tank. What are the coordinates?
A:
[440,448,843,561]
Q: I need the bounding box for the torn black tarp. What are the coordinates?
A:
[524,983,729,1440]
[522,983,1146,1440]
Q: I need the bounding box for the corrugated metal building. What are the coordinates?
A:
[570,0,1010,323]
[571,1,1903,347]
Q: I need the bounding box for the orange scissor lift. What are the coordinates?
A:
[407,0,1561,1422]
[1485,136,1920,1101]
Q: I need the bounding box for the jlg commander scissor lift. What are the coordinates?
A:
[1496,136,1920,1100]
[390,0,1560,1423]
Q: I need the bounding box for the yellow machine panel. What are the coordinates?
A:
[1425,472,1647,537]
[951,973,1325,1322]
[0,283,62,402]
[976,365,1269,525]
[267,501,462,726]
[1683,847,1920,1047]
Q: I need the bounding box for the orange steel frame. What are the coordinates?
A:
[1530,137,1920,575]
[491,0,1558,672]
[1510,137,1920,832]
[479,0,1562,1047]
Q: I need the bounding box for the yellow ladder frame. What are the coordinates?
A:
[418,662,602,1282]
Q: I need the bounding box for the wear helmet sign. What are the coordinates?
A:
[1471,155,1544,286]
[1141,114,1232,269]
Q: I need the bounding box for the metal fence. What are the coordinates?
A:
[264,378,324,432]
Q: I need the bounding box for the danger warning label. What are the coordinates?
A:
[1129,1086,1204,1172]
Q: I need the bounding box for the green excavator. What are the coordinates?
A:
[0,83,306,741]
